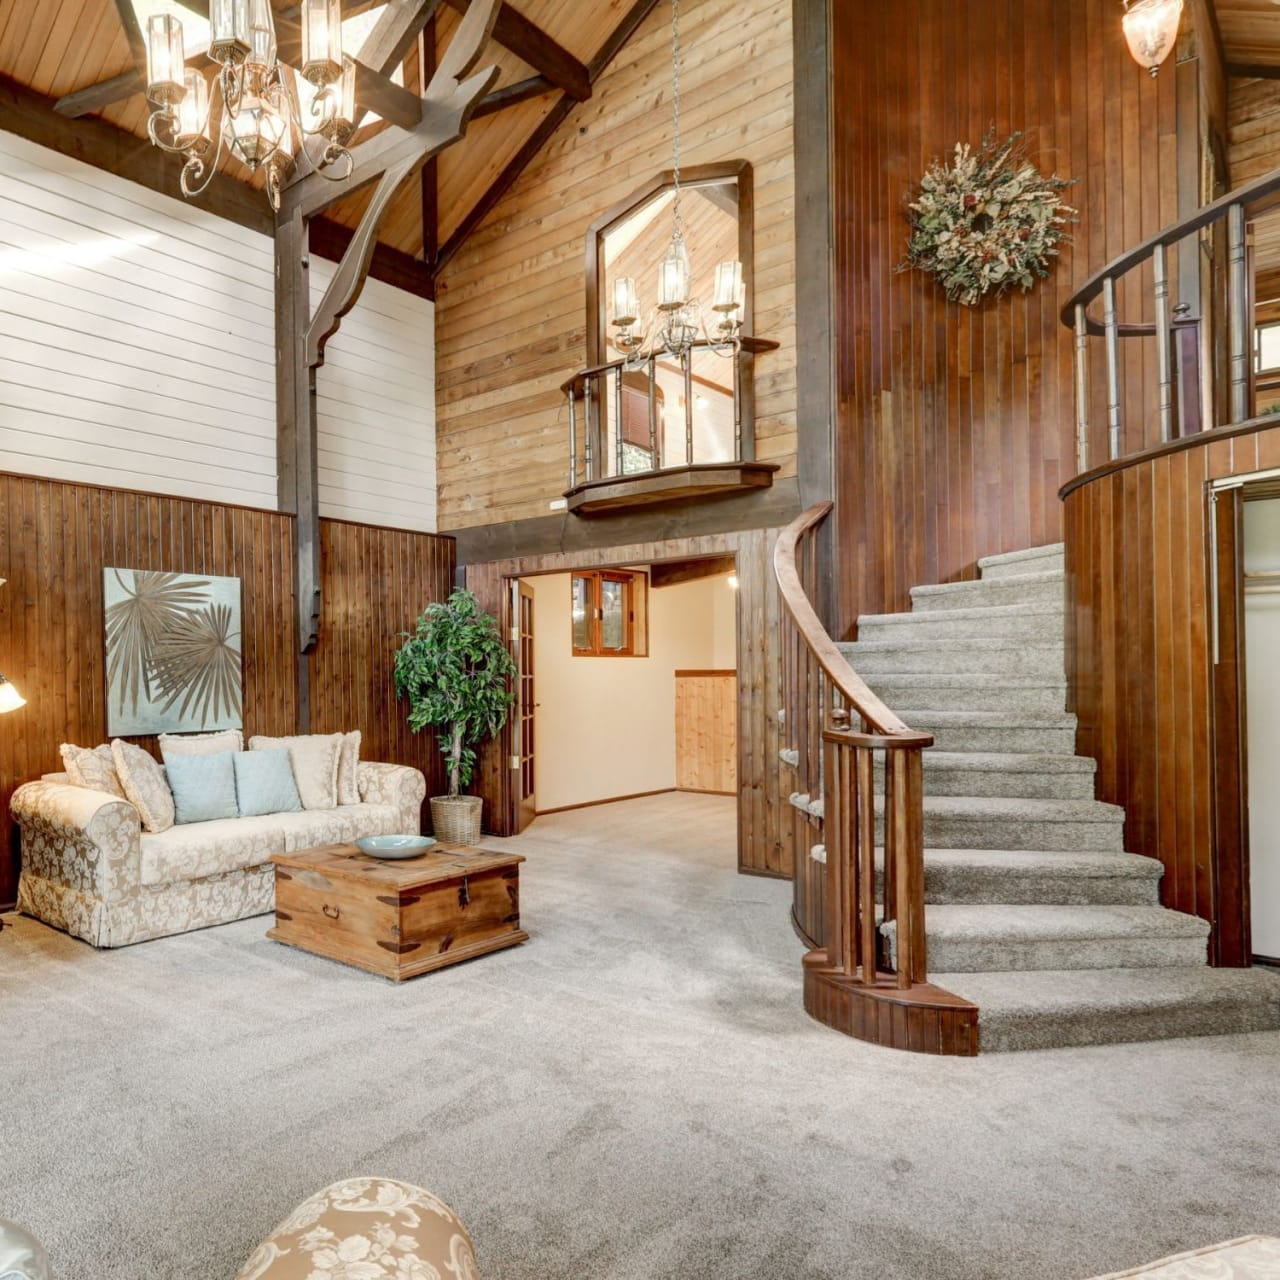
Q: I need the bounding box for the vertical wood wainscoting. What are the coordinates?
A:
[1062,421,1280,964]
[829,0,1220,634]
[675,670,738,796]
[465,528,788,877]
[0,473,456,909]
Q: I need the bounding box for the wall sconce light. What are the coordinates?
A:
[0,675,25,714]
[727,574,739,590]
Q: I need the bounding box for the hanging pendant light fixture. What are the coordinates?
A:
[610,0,744,362]
[144,0,358,210]
[1122,0,1184,77]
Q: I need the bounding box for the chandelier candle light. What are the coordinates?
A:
[144,0,358,209]
[609,0,745,362]
[1121,0,1184,77]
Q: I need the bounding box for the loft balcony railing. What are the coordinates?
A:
[1064,166,1280,473]
[559,336,779,515]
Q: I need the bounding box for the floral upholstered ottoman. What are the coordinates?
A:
[234,1178,481,1280]
[1090,1236,1280,1279]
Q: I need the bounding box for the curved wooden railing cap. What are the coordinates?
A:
[774,502,932,744]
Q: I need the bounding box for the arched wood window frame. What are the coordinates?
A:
[584,159,760,456]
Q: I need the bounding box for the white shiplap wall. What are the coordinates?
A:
[311,259,436,532]
[0,129,278,507]
[0,129,438,531]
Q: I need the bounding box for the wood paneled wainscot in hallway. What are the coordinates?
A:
[675,670,737,795]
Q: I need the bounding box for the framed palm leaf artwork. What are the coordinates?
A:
[104,568,244,736]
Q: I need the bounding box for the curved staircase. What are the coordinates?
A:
[815,542,1280,1051]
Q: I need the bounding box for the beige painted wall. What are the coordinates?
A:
[528,571,738,812]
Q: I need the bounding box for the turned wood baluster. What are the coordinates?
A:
[824,731,851,974]
[886,747,927,986]
[854,740,876,981]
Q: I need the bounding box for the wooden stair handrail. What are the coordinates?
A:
[773,502,927,740]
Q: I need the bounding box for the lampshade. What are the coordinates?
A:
[246,0,278,72]
[175,69,210,147]
[1122,0,1183,77]
[210,0,251,65]
[0,676,27,714]
[302,0,343,86]
[713,260,743,313]
[225,84,288,167]
[657,232,692,310]
[612,276,640,326]
[145,13,185,105]
[315,56,357,143]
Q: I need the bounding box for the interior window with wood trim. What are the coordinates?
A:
[571,570,648,657]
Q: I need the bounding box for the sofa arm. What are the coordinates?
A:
[10,780,143,901]
[357,762,427,833]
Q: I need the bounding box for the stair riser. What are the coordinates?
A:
[917,724,1079,754]
[868,682,1067,714]
[978,1001,1280,1052]
[888,815,1125,852]
[912,578,1064,612]
[980,553,1065,581]
[846,644,1064,678]
[906,935,1207,972]
[875,766,1094,799]
[858,613,1064,643]
[921,872,1159,906]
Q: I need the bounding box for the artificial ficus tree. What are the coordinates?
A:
[393,589,516,797]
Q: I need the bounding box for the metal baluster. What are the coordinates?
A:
[567,387,578,489]
[584,377,595,481]
[683,350,694,466]
[1153,243,1173,443]
[1228,202,1249,425]
[614,366,625,476]
[647,355,659,470]
[1074,303,1090,473]
[733,348,743,460]
[1103,275,1122,460]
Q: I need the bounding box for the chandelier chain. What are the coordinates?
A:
[670,0,682,237]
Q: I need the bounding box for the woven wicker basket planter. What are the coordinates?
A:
[429,795,483,845]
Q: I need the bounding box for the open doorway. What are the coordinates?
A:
[512,558,738,846]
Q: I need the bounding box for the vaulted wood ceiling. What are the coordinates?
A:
[0,0,659,292]
[1215,0,1280,71]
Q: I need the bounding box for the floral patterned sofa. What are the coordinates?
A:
[10,762,426,948]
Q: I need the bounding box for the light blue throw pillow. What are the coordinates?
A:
[234,749,303,818]
[163,750,239,825]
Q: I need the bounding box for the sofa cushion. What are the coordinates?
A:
[234,749,302,817]
[111,740,175,834]
[337,730,361,806]
[60,743,127,800]
[140,815,286,887]
[274,803,403,853]
[249,734,342,811]
[165,750,239,824]
[159,729,244,758]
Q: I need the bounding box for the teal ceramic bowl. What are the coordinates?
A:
[355,834,437,859]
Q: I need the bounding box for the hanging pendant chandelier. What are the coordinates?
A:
[609,0,744,362]
[143,0,357,210]
[1121,0,1184,77]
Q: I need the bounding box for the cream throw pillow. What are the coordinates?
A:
[249,734,342,810]
[337,730,361,806]
[158,729,244,759]
[110,740,175,833]
[60,743,127,799]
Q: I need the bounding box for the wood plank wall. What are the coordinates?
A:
[0,472,456,908]
[675,670,737,795]
[433,0,796,532]
[464,527,789,877]
[830,0,1211,635]
[1063,421,1280,963]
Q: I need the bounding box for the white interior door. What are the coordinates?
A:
[1245,498,1280,961]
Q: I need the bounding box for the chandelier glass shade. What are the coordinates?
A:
[609,0,744,363]
[1121,0,1184,77]
[144,0,358,210]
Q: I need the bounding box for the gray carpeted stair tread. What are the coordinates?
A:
[936,967,1280,1051]
[910,751,1094,774]
[878,752,1097,800]
[857,599,1065,642]
[917,848,1162,906]
[840,637,1064,677]
[910,571,1065,612]
[900,709,1079,754]
[794,791,1124,822]
[884,905,1211,973]
[866,673,1068,713]
[977,544,1065,580]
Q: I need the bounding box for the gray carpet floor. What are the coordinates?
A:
[2,792,1279,1280]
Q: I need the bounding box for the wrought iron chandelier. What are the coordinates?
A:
[609,0,744,363]
[144,0,357,210]
[1121,0,1184,77]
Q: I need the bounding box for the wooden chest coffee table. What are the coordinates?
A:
[268,842,528,981]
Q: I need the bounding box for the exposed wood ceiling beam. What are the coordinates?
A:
[308,217,435,298]
[649,555,737,588]
[472,73,552,118]
[113,0,148,67]
[1227,61,1280,80]
[442,0,589,100]
[433,0,663,276]
[357,0,444,73]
